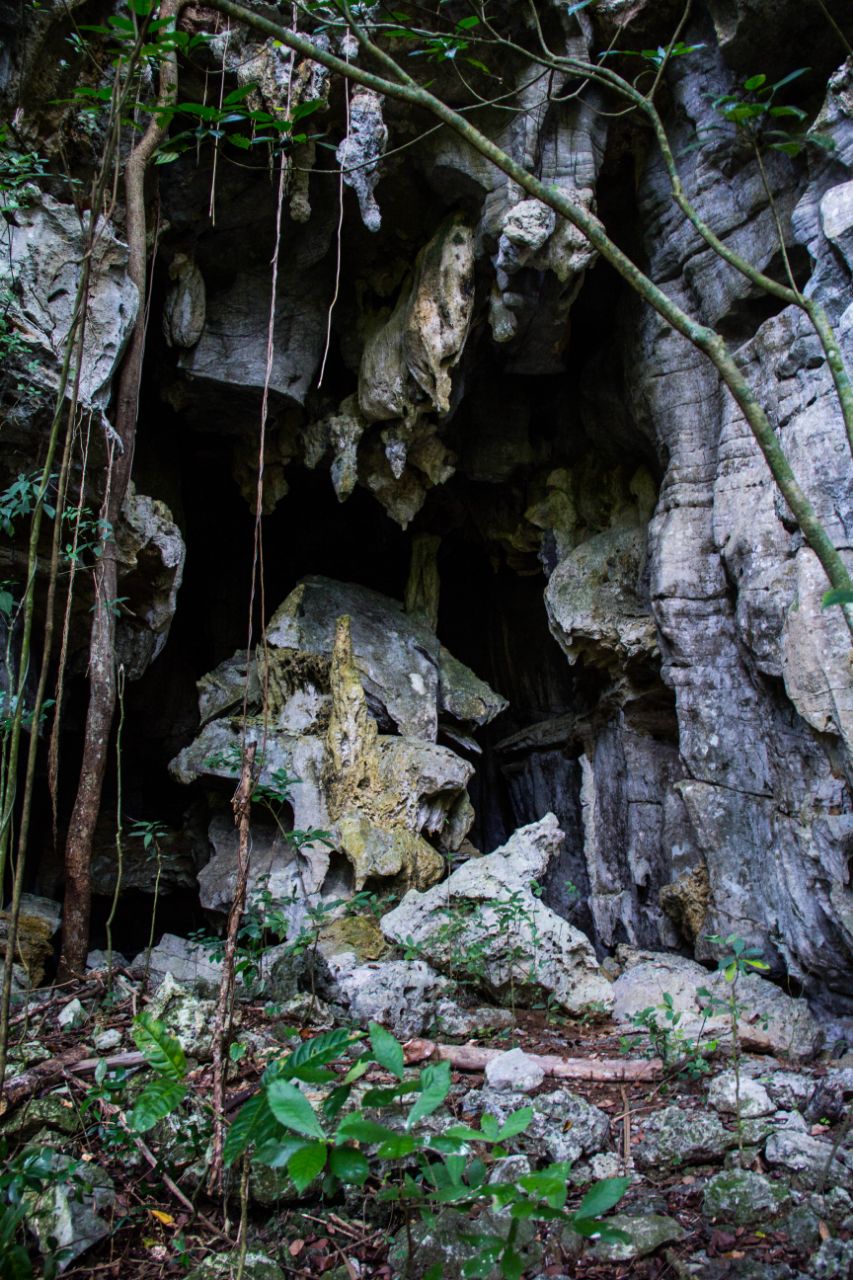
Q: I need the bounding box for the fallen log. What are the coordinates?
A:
[1,1049,145,1109]
[403,1039,663,1082]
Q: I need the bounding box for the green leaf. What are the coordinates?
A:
[361,1080,419,1106]
[266,1079,326,1140]
[329,1145,370,1185]
[292,99,323,122]
[406,1060,451,1130]
[822,587,853,608]
[369,1022,405,1080]
[1,1242,33,1280]
[743,73,767,90]
[496,1107,533,1142]
[480,1114,500,1143]
[252,1134,302,1168]
[287,1141,327,1191]
[270,1027,361,1083]
[223,83,256,106]
[578,1219,632,1244]
[575,1176,631,1219]
[500,1249,523,1280]
[772,66,810,92]
[223,1092,279,1166]
[336,1115,401,1145]
[456,14,480,28]
[132,1012,186,1081]
[443,1124,486,1143]
[128,1078,186,1132]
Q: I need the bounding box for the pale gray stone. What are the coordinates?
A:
[764,1127,853,1190]
[612,952,821,1060]
[461,1085,610,1166]
[135,935,224,997]
[708,1072,774,1118]
[57,998,85,1031]
[185,1254,284,1280]
[319,957,452,1039]
[634,1106,739,1170]
[162,254,205,348]
[93,1028,122,1052]
[381,815,613,1016]
[337,88,387,233]
[145,973,217,1058]
[23,1154,115,1272]
[114,484,185,679]
[704,1170,789,1225]
[592,1214,685,1261]
[484,1048,545,1093]
[0,193,137,409]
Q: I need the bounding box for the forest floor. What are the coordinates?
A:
[1,969,851,1280]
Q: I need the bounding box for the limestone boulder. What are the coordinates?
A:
[113,485,186,678]
[703,1170,789,1226]
[263,575,506,741]
[0,193,138,410]
[318,956,453,1038]
[381,815,613,1015]
[23,1154,115,1273]
[545,524,658,673]
[460,1084,610,1165]
[358,213,475,423]
[612,951,822,1060]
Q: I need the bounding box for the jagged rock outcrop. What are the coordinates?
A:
[2,0,852,1015]
[381,814,614,1016]
[170,577,506,923]
[0,192,138,414]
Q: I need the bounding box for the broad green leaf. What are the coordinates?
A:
[361,1080,419,1106]
[253,1134,302,1168]
[287,1140,327,1191]
[323,1084,353,1121]
[573,1218,631,1243]
[443,1124,485,1143]
[743,73,767,90]
[336,1115,402,1144]
[575,1175,631,1219]
[292,99,322,121]
[1,1242,33,1280]
[772,66,810,92]
[267,1079,326,1140]
[128,1079,186,1132]
[406,1060,451,1130]
[369,1022,405,1080]
[329,1145,370,1185]
[500,1249,523,1280]
[132,1012,186,1081]
[223,83,256,106]
[269,1027,361,1083]
[480,1114,500,1142]
[223,1092,280,1166]
[496,1107,533,1142]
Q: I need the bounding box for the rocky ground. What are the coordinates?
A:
[2,940,851,1280]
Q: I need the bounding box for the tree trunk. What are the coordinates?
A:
[59,1,181,977]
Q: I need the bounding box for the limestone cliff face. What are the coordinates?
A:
[1,0,851,1005]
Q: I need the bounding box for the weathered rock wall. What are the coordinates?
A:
[1,0,851,1006]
